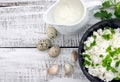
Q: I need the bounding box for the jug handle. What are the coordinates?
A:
[85,1,102,10]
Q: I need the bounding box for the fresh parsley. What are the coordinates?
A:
[115,60,120,67]
[86,35,97,50]
[110,28,115,34]
[94,0,120,20]
[106,45,112,52]
[94,10,112,20]
[99,54,104,58]
[102,28,115,40]
[84,60,91,66]
[102,34,113,40]
[83,54,91,60]
[114,77,120,80]
[102,54,118,73]
[115,2,120,19]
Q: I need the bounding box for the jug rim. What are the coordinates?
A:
[43,0,87,26]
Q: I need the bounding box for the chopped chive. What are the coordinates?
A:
[93,35,97,39]
[102,34,113,40]
[114,77,120,80]
[83,54,91,60]
[84,60,91,66]
[106,45,112,52]
[96,64,99,66]
[99,54,104,58]
[115,60,120,67]
[111,67,118,73]
[111,28,115,34]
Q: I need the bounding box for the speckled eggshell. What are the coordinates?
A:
[37,39,51,51]
[48,46,61,58]
[46,27,57,39]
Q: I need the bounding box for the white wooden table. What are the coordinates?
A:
[0,0,106,82]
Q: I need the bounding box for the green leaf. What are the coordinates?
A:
[111,67,118,73]
[83,54,91,60]
[99,54,104,58]
[107,13,112,19]
[114,2,120,18]
[86,36,97,50]
[114,77,120,80]
[96,64,99,66]
[115,60,120,67]
[105,26,110,29]
[91,62,94,67]
[111,28,115,34]
[107,64,111,71]
[114,57,119,60]
[102,55,112,67]
[90,41,96,47]
[94,10,112,20]
[94,12,101,17]
[102,1,111,8]
[84,60,91,66]
[102,34,113,40]
[106,45,112,52]
[102,54,118,73]
[109,51,116,57]
[93,35,97,39]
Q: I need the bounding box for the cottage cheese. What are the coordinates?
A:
[83,28,120,82]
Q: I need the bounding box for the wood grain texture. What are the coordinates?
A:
[0,0,107,82]
[0,48,89,82]
[0,0,101,47]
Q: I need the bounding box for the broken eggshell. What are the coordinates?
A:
[64,63,73,76]
[48,45,61,58]
[37,39,51,51]
[46,26,57,39]
[47,64,59,75]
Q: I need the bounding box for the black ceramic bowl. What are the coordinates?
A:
[78,19,120,82]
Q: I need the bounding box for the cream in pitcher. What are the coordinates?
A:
[53,0,84,25]
[44,0,102,34]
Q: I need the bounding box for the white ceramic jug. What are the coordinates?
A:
[44,0,102,34]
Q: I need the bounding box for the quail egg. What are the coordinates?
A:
[46,26,57,39]
[37,39,51,51]
[48,45,61,58]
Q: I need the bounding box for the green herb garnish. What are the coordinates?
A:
[106,45,112,52]
[109,51,117,57]
[86,35,97,50]
[111,67,118,73]
[102,1,111,8]
[114,77,120,80]
[83,54,91,60]
[102,54,118,73]
[107,47,120,57]
[99,54,104,58]
[115,60,120,67]
[102,55,112,67]
[94,10,112,20]
[114,57,119,60]
[102,34,113,40]
[90,41,96,47]
[111,28,115,34]
[84,60,91,66]
[93,35,97,39]
[114,2,120,19]
[94,0,120,20]
[96,64,99,66]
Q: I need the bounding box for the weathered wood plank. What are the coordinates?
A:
[0,0,56,6]
[0,48,89,82]
[0,5,93,47]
